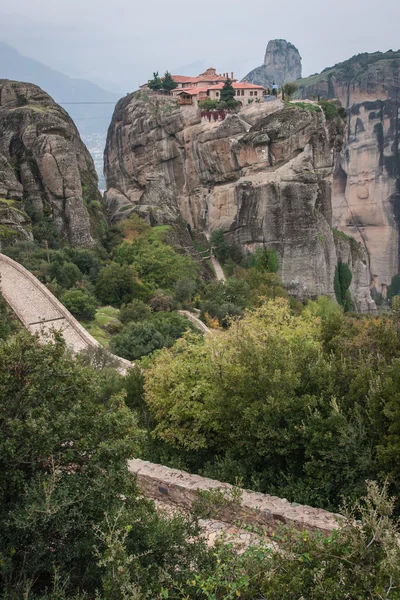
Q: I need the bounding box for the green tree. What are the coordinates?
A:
[110,312,193,361]
[282,81,298,99]
[173,278,197,304]
[334,261,353,311]
[95,263,136,307]
[210,229,232,264]
[148,71,162,91]
[119,299,152,324]
[62,289,97,321]
[198,98,218,110]
[162,71,177,92]
[114,238,198,291]
[0,292,18,340]
[0,333,207,598]
[220,78,236,104]
[249,247,279,273]
[50,261,82,289]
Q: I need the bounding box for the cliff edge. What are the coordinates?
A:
[0,79,103,249]
[104,94,374,311]
[298,51,400,295]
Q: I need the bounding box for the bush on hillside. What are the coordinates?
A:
[62,289,97,321]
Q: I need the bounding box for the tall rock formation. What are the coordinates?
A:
[0,79,103,248]
[104,94,374,311]
[242,40,302,88]
[298,51,400,295]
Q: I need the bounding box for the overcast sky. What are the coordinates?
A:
[1,0,399,92]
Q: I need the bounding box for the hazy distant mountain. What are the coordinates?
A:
[0,41,120,103]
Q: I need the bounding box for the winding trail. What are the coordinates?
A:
[178,310,212,335]
[0,253,131,372]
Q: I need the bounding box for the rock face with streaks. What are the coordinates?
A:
[104,94,374,310]
[242,39,302,88]
[0,79,103,248]
[298,51,400,295]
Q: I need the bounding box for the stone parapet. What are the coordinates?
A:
[128,458,341,535]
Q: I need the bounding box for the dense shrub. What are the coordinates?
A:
[249,247,279,273]
[95,263,136,307]
[0,333,207,598]
[62,289,97,321]
[50,261,82,289]
[119,299,152,324]
[145,297,400,510]
[110,312,193,361]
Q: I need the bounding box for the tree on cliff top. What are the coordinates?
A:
[282,81,298,99]
[220,78,235,103]
[148,71,162,91]
[162,71,177,92]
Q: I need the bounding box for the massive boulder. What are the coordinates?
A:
[0,79,103,248]
[104,94,374,310]
[242,40,302,88]
[297,51,400,295]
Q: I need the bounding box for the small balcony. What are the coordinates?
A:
[177,97,193,106]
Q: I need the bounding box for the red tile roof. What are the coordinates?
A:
[212,82,266,90]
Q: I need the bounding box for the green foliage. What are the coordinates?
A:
[62,289,97,321]
[95,263,136,307]
[173,278,197,304]
[388,273,400,300]
[162,71,177,92]
[282,81,298,98]
[249,247,279,273]
[198,98,219,110]
[0,333,209,598]
[144,298,400,510]
[334,261,353,310]
[50,261,83,289]
[165,483,400,600]
[119,299,152,324]
[319,99,339,119]
[148,71,162,91]
[110,312,194,361]
[0,293,19,340]
[114,237,198,291]
[220,78,238,106]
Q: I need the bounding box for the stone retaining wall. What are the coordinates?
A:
[128,459,341,535]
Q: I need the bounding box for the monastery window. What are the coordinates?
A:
[250,91,253,96]
[241,90,244,96]
[254,91,258,96]
[216,92,219,97]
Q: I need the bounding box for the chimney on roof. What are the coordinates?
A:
[231,72,234,79]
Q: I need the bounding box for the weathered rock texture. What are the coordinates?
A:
[105,95,374,309]
[129,458,341,535]
[298,52,400,294]
[0,79,102,248]
[242,39,302,88]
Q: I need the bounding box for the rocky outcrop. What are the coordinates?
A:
[298,52,400,294]
[104,94,374,310]
[0,79,103,248]
[242,39,302,88]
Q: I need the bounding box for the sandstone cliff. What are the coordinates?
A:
[0,79,103,248]
[298,51,400,295]
[243,40,302,88]
[104,94,374,310]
